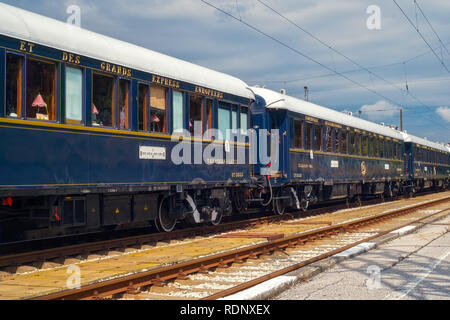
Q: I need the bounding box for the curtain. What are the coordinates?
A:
[218,107,230,141]
[66,67,83,122]
[172,91,184,132]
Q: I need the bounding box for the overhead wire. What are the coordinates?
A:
[199,0,449,129]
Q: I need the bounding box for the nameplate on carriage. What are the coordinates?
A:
[139,146,166,160]
[194,86,224,99]
[100,62,132,77]
[152,75,180,89]
[325,121,342,129]
[305,116,319,123]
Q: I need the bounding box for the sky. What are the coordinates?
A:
[2,0,449,143]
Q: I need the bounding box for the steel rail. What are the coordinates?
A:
[0,197,385,268]
[32,195,450,300]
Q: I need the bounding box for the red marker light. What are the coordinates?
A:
[54,207,60,221]
[2,197,12,207]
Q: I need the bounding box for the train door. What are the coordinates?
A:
[269,110,288,181]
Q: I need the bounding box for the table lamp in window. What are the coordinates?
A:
[92,103,100,126]
[32,93,49,121]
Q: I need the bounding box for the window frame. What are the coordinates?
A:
[5,51,25,119]
[149,85,168,134]
[92,71,116,128]
[26,57,58,122]
[64,65,85,126]
[171,89,185,134]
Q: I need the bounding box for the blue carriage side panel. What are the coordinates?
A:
[0,48,4,118]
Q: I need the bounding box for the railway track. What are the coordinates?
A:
[11,191,447,300]
[0,196,391,270]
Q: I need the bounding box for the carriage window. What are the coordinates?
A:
[26,59,57,121]
[370,137,376,157]
[205,99,213,138]
[342,130,348,154]
[355,134,361,156]
[150,86,167,133]
[118,79,130,129]
[6,53,23,117]
[65,67,83,124]
[138,84,148,131]
[306,123,313,150]
[378,138,384,158]
[350,132,356,155]
[314,124,322,151]
[326,127,333,153]
[231,109,238,136]
[240,110,248,135]
[189,94,202,136]
[386,141,392,159]
[218,107,231,141]
[334,129,340,153]
[92,73,114,127]
[172,90,183,133]
[293,119,302,149]
[362,136,368,156]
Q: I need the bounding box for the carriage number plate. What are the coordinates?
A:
[139,146,166,160]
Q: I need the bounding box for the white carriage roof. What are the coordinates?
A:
[0,3,254,100]
[399,132,449,152]
[251,87,405,141]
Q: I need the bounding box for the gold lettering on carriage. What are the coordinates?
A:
[100,62,132,77]
[19,41,35,53]
[152,75,180,89]
[195,86,224,99]
[62,52,81,65]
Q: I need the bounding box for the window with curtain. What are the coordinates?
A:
[231,109,238,136]
[334,129,340,153]
[293,119,302,149]
[240,109,248,135]
[326,127,333,152]
[350,132,356,155]
[65,67,83,124]
[362,136,368,156]
[138,84,148,131]
[150,86,167,133]
[205,99,213,138]
[314,124,322,151]
[172,90,184,133]
[189,94,202,136]
[378,138,384,158]
[6,53,23,117]
[218,107,231,141]
[305,123,313,150]
[118,79,130,130]
[26,58,57,121]
[92,73,114,127]
[342,130,348,154]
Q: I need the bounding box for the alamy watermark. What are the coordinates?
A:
[66,265,81,290]
[66,4,81,27]
[170,122,280,174]
[366,265,382,290]
[367,5,381,30]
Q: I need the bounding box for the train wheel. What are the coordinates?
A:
[155,196,177,233]
[210,210,223,226]
[300,198,309,212]
[274,189,287,215]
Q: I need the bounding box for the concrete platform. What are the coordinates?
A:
[223,212,450,300]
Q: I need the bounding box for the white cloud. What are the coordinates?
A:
[436,106,450,122]
[360,100,400,121]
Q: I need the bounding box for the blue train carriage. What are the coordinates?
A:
[251,87,405,213]
[0,3,254,241]
[401,133,450,194]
